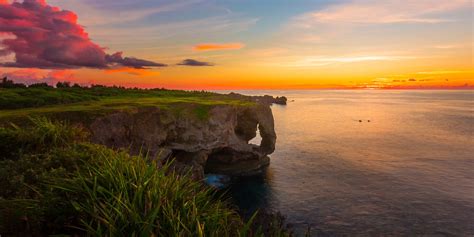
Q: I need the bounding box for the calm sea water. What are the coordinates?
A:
[219,90,474,236]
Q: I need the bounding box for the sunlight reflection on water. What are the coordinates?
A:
[220,90,474,236]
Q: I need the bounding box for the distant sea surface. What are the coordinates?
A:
[215,90,474,236]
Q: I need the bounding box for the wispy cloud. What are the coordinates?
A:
[304,0,470,24]
[417,70,474,75]
[296,34,323,43]
[432,44,463,49]
[193,43,245,51]
[276,0,470,69]
[86,16,258,49]
[48,0,258,50]
[247,48,288,57]
[282,55,417,67]
[311,55,415,63]
[48,0,204,26]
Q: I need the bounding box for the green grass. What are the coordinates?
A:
[0,86,287,236]
[0,86,219,109]
[53,151,245,236]
[0,87,255,122]
[0,118,289,236]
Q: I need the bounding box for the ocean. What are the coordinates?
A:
[219,90,474,236]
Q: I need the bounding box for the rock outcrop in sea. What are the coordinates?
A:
[87,99,279,179]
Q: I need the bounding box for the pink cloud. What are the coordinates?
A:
[2,68,75,85]
[0,0,166,69]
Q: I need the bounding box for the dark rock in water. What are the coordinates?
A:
[87,101,277,179]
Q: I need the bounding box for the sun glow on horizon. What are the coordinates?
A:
[0,0,472,89]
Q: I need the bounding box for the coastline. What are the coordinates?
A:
[0,85,292,235]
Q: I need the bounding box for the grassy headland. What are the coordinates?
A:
[0,82,288,236]
[0,83,254,123]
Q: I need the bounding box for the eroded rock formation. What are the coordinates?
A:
[88,102,276,179]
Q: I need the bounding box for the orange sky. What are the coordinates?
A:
[1,0,473,89]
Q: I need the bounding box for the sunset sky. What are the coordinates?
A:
[0,0,473,89]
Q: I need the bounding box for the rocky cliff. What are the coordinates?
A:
[87,102,276,179]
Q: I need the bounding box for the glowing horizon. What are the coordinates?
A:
[0,0,472,90]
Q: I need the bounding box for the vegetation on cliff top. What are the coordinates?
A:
[0,78,255,121]
[0,117,289,236]
[0,79,289,236]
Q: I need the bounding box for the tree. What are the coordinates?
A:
[29,83,51,88]
[0,77,26,88]
[56,81,71,88]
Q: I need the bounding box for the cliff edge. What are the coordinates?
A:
[0,87,281,180]
[88,102,277,179]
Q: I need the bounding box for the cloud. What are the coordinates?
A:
[280,55,416,67]
[408,78,417,81]
[417,70,474,75]
[247,48,288,57]
[433,44,462,49]
[0,0,166,69]
[48,0,205,27]
[51,0,259,49]
[2,68,75,85]
[193,43,244,51]
[105,52,166,69]
[307,0,469,24]
[105,67,161,77]
[177,59,214,66]
[312,55,414,63]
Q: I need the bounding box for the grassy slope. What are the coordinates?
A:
[0,88,290,235]
[0,87,288,236]
[0,87,254,122]
[0,118,289,236]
